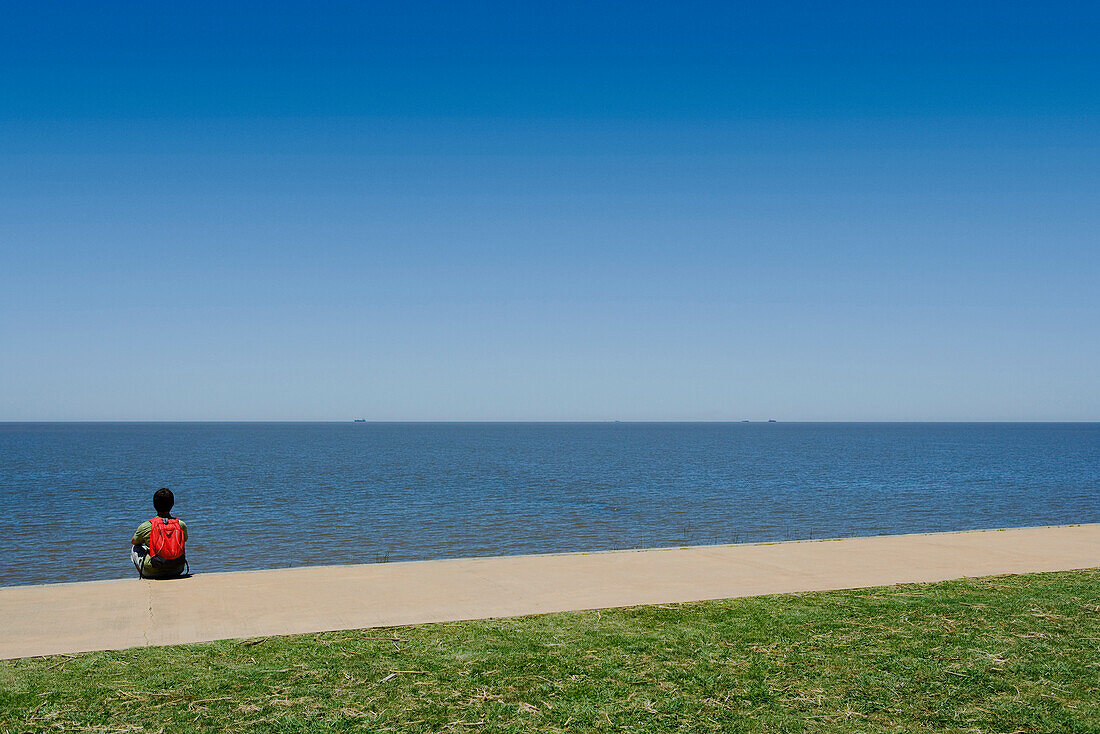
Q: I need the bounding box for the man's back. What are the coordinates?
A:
[131,516,188,577]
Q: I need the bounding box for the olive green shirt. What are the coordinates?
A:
[132,517,188,576]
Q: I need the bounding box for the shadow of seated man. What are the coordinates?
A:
[131,487,189,579]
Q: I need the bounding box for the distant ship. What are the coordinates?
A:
[353,419,366,423]
[768,419,777,423]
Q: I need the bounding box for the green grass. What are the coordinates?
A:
[3,569,1099,733]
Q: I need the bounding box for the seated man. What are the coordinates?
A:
[131,488,188,578]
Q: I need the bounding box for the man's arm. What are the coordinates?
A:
[132,521,151,548]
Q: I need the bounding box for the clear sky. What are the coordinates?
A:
[2,1,1098,421]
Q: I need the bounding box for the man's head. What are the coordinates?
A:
[153,487,174,516]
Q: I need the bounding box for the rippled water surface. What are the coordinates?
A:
[1,422,1097,586]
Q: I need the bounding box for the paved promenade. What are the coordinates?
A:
[2,524,1097,660]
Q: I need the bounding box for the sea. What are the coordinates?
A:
[0,422,1097,587]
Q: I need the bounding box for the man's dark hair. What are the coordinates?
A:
[153,487,174,515]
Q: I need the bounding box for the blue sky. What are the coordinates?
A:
[2,1,1098,420]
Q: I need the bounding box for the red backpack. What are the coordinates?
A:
[149,516,186,567]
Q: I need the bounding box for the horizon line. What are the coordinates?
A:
[2,420,1098,425]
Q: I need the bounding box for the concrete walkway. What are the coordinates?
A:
[2,524,1097,660]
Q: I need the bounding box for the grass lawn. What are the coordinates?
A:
[2,569,1098,733]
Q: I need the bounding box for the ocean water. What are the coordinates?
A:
[0,422,1097,587]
